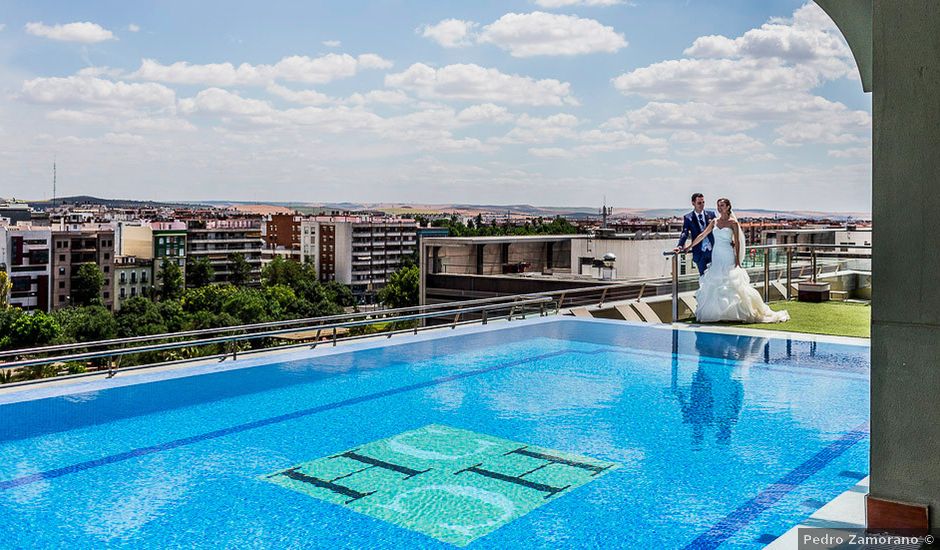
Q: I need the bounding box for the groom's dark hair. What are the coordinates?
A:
[691,193,704,203]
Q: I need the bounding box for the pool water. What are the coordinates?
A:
[0,318,869,549]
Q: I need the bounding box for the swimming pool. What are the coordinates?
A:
[0,318,869,548]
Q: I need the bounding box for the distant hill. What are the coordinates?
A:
[203,201,872,221]
[20,197,871,221]
[28,195,207,210]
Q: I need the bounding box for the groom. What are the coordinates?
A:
[674,193,716,276]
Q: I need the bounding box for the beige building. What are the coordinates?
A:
[51,223,115,310]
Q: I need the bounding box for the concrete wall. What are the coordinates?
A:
[869,0,940,527]
[570,237,694,279]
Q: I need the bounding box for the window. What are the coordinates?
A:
[104,266,110,273]
[58,267,65,275]
[59,295,65,303]
[131,287,137,297]
[130,272,137,283]
[120,288,126,299]
[104,253,110,260]
[103,292,109,299]
[59,281,65,289]
[59,255,65,262]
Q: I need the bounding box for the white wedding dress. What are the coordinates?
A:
[695,226,790,323]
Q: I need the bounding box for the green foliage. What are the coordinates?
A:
[53,306,117,343]
[115,296,168,337]
[378,265,419,309]
[323,281,355,308]
[431,216,578,237]
[187,257,215,288]
[181,284,238,314]
[71,263,105,306]
[228,252,253,286]
[0,312,61,350]
[158,259,185,301]
[222,288,273,324]
[0,271,10,307]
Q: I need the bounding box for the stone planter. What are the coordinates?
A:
[798,281,831,303]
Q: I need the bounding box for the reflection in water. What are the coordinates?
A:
[674,331,770,447]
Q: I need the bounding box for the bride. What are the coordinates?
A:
[684,198,789,323]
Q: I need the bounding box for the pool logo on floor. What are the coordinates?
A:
[262,425,617,546]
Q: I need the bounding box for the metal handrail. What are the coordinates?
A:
[0,291,557,359]
[0,297,555,370]
[662,242,872,322]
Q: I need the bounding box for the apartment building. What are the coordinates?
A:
[50,223,115,310]
[186,218,264,285]
[113,256,153,310]
[0,223,52,312]
[300,216,419,300]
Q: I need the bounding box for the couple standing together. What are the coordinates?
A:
[674,193,789,324]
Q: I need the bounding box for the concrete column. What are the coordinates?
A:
[869,0,940,528]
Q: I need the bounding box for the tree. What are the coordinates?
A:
[228,253,253,286]
[71,263,105,306]
[323,281,355,308]
[53,306,117,343]
[158,259,184,301]
[0,312,61,351]
[0,271,10,307]
[114,296,168,337]
[187,257,215,288]
[378,265,419,309]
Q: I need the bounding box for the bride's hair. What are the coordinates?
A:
[717,198,733,214]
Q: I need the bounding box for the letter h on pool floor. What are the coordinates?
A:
[454,446,614,499]
[268,448,430,504]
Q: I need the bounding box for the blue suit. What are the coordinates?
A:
[678,210,716,276]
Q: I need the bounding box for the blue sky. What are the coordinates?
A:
[0,1,871,211]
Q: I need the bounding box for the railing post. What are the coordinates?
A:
[539,302,545,317]
[763,250,770,302]
[483,309,488,325]
[636,283,646,302]
[452,312,460,329]
[557,292,566,312]
[811,249,818,283]
[508,305,515,321]
[599,287,609,308]
[786,249,793,301]
[332,327,337,347]
[670,253,679,323]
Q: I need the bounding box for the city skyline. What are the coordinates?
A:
[0,1,871,211]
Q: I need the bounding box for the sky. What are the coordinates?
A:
[0,0,872,212]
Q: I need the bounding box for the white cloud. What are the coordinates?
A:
[131,53,393,87]
[670,131,766,156]
[495,113,580,144]
[534,0,629,7]
[46,109,108,125]
[322,40,341,48]
[479,12,626,57]
[179,88,274,117]
[118,117,196,133]
[127,23,140,33]
[21,76,176,108]
[385,63,577,106]
[419,19,478,48]
[828,146,871,159]
[528,147,574,158]
[605,101,756,133]
[344,90,412,106]
[611,3,870,150]
[267,84,332,106]
[25,21,115,43]
[456,104,514,124]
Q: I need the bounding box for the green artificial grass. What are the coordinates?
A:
[733,300,871,338]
